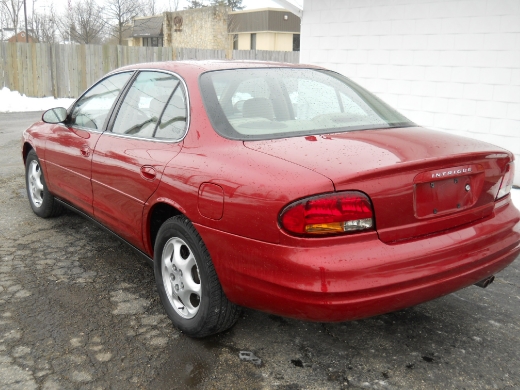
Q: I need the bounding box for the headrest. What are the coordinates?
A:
[242,98,274,120]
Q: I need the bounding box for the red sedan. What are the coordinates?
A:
[22,61,520,337]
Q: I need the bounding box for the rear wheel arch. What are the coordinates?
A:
[147,201,183,255]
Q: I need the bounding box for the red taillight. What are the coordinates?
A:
[496,162,515,200]
[279,192,374,236]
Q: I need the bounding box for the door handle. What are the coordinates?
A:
[140,165,157,180]
[80,145,91,157]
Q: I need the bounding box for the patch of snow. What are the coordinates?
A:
[0,87,75,113]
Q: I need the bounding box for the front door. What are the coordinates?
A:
[91,71,188,249]
[44,72,133,214]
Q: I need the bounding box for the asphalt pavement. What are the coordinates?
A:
[0,111,519,389]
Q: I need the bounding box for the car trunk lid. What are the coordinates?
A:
[244,127,512,243]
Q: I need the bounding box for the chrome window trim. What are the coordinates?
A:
[106,69,191,144]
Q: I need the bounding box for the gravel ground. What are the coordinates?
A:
[0,111,519,389]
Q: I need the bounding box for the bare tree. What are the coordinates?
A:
[31,7,58,43]
[143,0,162,16]
[211,0,243,11]
[227,0,243,10]
[167,0,180,12]
[105,0,144,45]
[185,0,206,8]
[58,0,105,44]
[0,7,8,40]
[0,0,23,35]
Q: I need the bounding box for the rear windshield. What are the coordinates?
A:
[199,68,414,141]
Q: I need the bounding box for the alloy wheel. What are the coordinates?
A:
[161,237,201,319]
[28,160,44,207]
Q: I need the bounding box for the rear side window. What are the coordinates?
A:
[154,87,187,140]
[70,72,132,131]
[200,68,413,141]
[111,71,187,141]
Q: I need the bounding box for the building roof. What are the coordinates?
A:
[1,28,37,41]
[228,9,300,34]
[229,7,286,14]
[131,16,164,38]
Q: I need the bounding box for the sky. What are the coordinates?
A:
[33,0,303,15]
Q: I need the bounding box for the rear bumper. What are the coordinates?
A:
[195,198,520,322]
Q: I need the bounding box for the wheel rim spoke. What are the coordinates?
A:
[178,289,197,314]
[164,243,174,275]
[30,161,38,177]
[178,254,195,276]
[35,179,44,191]
[184,272,201,294]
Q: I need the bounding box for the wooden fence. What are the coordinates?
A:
[0,43,300,98]
[174,47,300,63]
[232,49,300,63]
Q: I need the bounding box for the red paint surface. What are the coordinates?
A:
[22,61,520,322]
[91,133,181,249]
[44,123,102,215]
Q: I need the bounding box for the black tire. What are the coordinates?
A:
[154,215,241,337]
[25,149,63,218]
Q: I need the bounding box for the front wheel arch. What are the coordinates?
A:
[25,149,63,218]
[22,142,34,165]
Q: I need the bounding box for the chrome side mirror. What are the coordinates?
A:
[42,107,67,124]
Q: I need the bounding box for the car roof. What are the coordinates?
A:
[114,60,323,75]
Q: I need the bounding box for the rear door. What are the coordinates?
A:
[91,71,188,249]
[44,72,133,214]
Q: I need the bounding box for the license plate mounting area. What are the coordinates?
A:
[413,165,483,219]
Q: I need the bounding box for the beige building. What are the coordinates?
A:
[164,5,230,50]
[128,6,300,52]
[129,6,230,50]
[228,8,300,52]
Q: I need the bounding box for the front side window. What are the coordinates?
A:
[111,71,187,140]
[70,72,132,130]
[200,68,414,141]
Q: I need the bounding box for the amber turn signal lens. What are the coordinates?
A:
[305,218,374,234]
[305,222,345,234]
[279,192,374,236]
